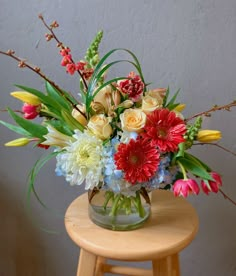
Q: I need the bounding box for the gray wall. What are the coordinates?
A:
[0,1,236,275]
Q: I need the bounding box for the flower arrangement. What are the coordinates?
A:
[0,15,236,220]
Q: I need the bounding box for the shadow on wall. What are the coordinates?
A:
[0,177,56,276]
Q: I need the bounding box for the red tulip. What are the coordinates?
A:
[22,103,41,120]
[173,179,200,197]
[201,172,222,195]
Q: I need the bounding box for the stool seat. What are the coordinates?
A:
[65,190,199,275]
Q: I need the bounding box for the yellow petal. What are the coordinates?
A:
[11,91,41,105]
[5,138,30,147]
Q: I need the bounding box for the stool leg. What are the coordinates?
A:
[152,256,170,276]
[77,248,97,276]
[95,256,106,276]
[152,254,180,276]
[170,254,180,276]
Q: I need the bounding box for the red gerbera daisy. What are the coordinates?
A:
[142,109,186,152]
[114,139,160,184]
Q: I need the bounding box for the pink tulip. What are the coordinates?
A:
[22,103,41,120]
[201,172,222,195]
[173,179,200,197]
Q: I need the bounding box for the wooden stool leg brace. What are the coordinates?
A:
[77,248,180,276]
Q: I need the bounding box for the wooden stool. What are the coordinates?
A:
[65,190,199,276]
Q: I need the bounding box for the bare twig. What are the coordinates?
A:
[193,142,236,157]
[186,101,236,122]
[219,189,236,206]
[0,109,23,114]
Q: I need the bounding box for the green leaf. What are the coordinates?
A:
[175,142,185,159]
[27,151,61,209]
[166,88,180,109]
[79,80,86,103]
[45,82,71,111]
[162,86,170,107]
[26,151,64,235]
[61,110,85,132]
[178,156,213,180]
[0,120,32,137]
[167,102,180,111]
[47,120,73,136]
[7,108,47,139]
[89,59,142,96]
[184,152,212,172]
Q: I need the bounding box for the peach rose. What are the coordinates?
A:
[120,108,146,132]
[71,105,88,126]
[87,114,113,140]
[142,95,162,114]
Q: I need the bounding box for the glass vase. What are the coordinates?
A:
[88,187,151,231]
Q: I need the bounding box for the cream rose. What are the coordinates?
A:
[87,114,113,140]
[120,109,146,133]
[142,95,162,114]
[71,105,88,126]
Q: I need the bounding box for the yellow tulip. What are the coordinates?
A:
[11,91,41,106]
[174,104,186,112]
[5,137,30,147]
[197,130,222,143]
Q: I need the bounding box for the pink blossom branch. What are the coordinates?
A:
[193,142,236,157]
[0,49,87,119]
[219,189,236,206]
[38,14,88,91]
[185,100,236,122]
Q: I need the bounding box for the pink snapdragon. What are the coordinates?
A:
[201,172,222,195]
[173,179,200,197]
[22,103,41,120]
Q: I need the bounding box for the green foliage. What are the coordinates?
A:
[61,110,85,131]
[7,108,47,140]
[178,154,213,181]
[46,120,73,136]
[27,151,61,209]
[163,88,180,110]
[0,120,32,137]
[45,82,71,111]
